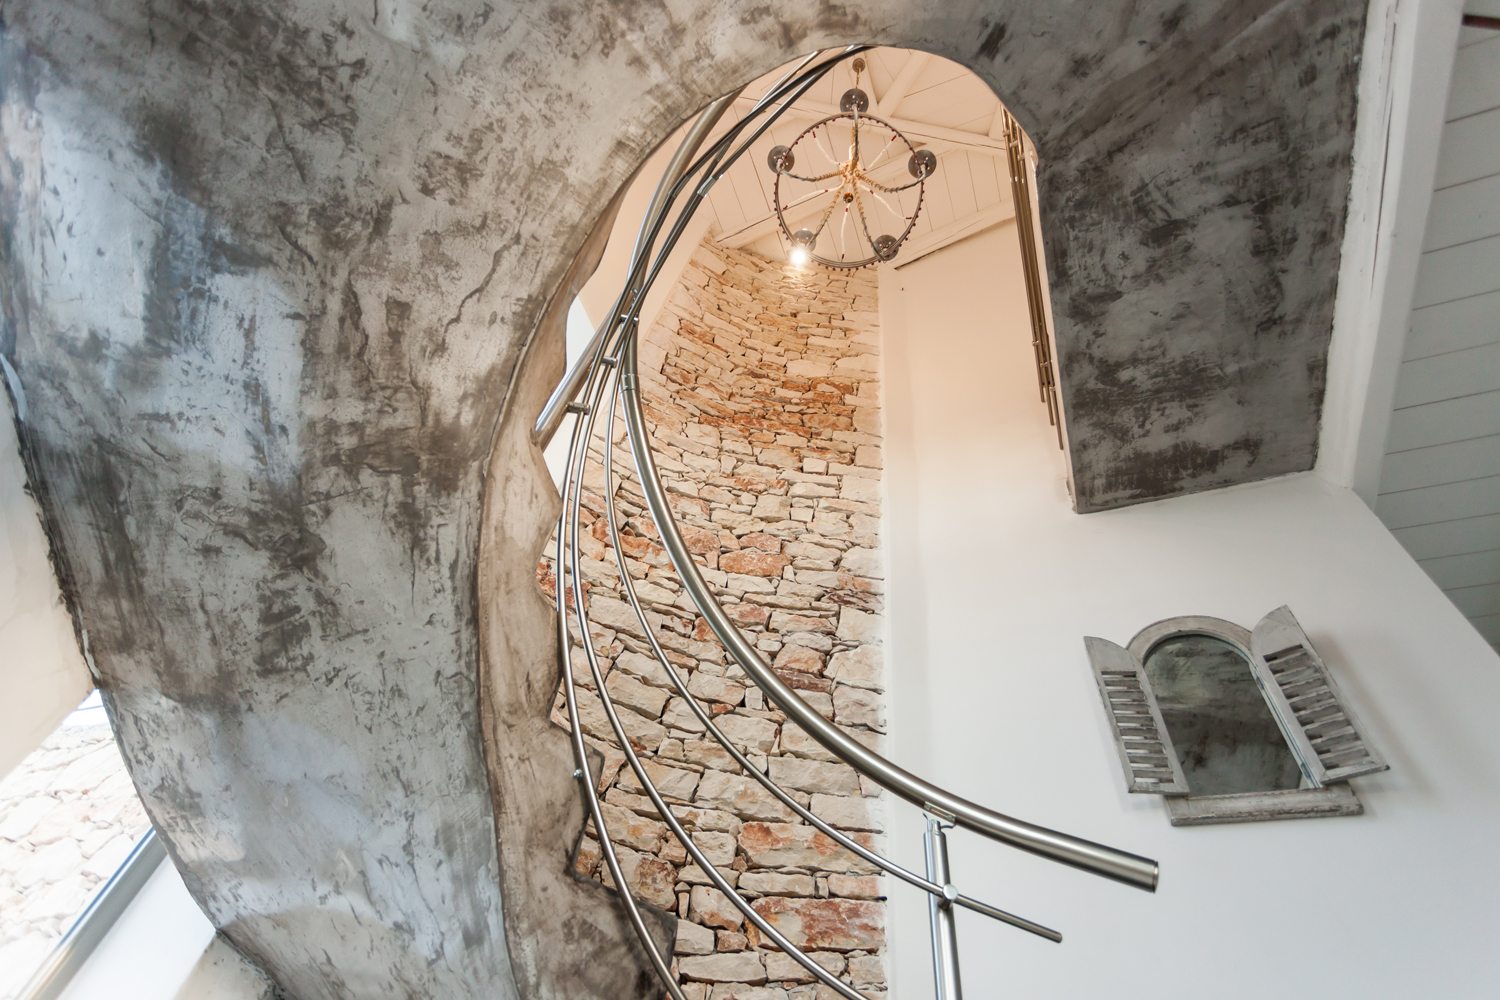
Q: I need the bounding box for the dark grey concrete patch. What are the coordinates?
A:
[1039,0,1367,510]
[0,0,1366,995]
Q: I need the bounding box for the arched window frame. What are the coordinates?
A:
[1086,607,1387,826]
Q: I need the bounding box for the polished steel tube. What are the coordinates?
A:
[549,44,1153,1000]
[619,331,1158,891]
[598,370,1061,943]
[549,69,875,997]
[532,91,738,448]
[552,393,685,999]
[925,816,965,1000]
[538,47,847,449]
[563,339,867,1000]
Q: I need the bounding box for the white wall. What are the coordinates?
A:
[878,221,1500,998]
[576,118,719,342]
[1,398,91,776]
[543,117,720,489]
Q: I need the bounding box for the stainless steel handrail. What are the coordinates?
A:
[618,332,1157,889]
[534,48,827,449]
[598,356,1060,943]
[544,46,1159,997]
[551,52,871,997]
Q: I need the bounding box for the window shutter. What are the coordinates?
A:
[1084,637,1190,795]
[1249,606,1388,784]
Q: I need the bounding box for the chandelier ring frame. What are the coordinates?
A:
[771,109,931,269]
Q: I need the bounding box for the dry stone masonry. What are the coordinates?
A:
[541,240,889,997]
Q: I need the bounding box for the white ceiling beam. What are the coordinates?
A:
[733,94,1009,156]
[716,154,930,250]
[987,104,1008,141]
[876,51,929,117]
[718,190,828,249]
[892,201,1015,269]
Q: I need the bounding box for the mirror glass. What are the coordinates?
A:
[1143,634,1304,796]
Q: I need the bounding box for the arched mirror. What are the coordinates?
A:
[1141,633,1306,797]
[1085,608,1388,826]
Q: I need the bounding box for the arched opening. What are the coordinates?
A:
[0,1,1391,997]
[521,47,1095,998]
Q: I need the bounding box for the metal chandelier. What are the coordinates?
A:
[767,57,937,269]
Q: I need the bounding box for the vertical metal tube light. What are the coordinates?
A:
[924,816,964,1000]
[1003,110,1063,448]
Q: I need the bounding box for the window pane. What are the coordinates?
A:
[0,692,151,995]
[1143,634,1303,796]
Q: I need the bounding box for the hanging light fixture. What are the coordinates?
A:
[767,57,936,269]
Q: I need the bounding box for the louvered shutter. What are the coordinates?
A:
[1249,606,1388,784]
[1084,637,1190,795]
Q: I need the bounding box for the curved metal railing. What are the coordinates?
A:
[536,47,1158,998]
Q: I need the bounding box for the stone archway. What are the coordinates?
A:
[0,2,1366,996]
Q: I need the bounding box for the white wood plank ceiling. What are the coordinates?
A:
[701,48,1017,266]
[1377,11,1500,653]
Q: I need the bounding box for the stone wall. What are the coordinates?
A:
[543,241,889,997]
[2,3,1369,992]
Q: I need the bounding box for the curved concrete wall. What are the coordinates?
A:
[0,1,1365,995]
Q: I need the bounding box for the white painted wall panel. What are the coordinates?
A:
[1385,387,1500,451]
[1445,35,1500,119]
[1377,473,1500,528]
[1390,341,1500,407]
[1446,580,1500,616]
[1409,231,1500,307]
[1392,511,1500,559]
[1379,432,1500,491]
[1432,106,1500,188]
[1421,173,1500,250]
[1405,288,1500,359]
[1421,546,1500,588]
[1376,20,1500,650]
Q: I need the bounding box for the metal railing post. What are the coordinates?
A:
[924,815,964,999]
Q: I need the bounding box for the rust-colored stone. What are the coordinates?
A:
[749,897,885,952]
[719,550,790,577]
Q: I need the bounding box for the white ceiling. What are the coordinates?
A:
[702,48,1020,267]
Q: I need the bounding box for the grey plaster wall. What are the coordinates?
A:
[0,1,1365,996]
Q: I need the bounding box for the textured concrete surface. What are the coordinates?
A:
[0,1,1365,996]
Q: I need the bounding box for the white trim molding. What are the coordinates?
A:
[1318,0,1467,501]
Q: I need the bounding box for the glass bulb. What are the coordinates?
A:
[788,244,811,267]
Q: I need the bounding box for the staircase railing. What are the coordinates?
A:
[534,47,1158,999]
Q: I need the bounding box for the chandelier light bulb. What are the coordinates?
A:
[788,229,816,268]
